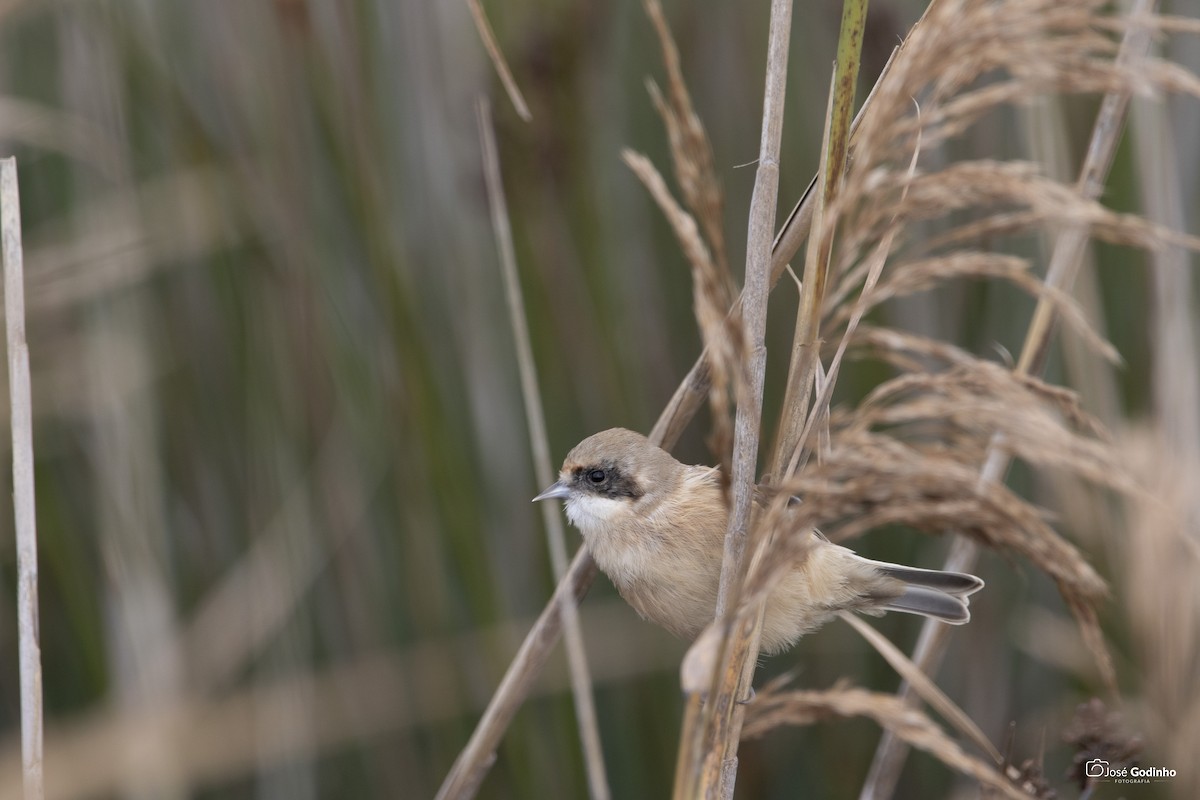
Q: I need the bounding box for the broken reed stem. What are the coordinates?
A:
[474,99,610,800]
[678,1,793,798]
[2,157,44,800]
[858,3,1155,798]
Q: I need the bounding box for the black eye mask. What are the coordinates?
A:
[572,464,643,499]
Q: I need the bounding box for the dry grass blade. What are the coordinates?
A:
[2,157,44,800]
[743,685,1033,800]
[840,613,1000,764]
[465,0,531,122]
[477,98,609,800]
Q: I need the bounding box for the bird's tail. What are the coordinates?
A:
[865,560,985,625]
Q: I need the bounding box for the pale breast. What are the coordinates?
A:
[574,467,728,640]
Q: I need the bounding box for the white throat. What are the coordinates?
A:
[564,493,630,535]
[563,492,655,589]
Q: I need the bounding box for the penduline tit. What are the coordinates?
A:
[534,428,983,654]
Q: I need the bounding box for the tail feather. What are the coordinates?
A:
[868,560,984,597]
[882,585,972,624]
[866,559,984,624]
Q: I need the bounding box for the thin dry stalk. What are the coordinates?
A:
[476,98,609,800]
[2,157,44,800]
[860,2,1157,796]
[435,548,599,800]
[743,685,1031,800]
[783,125,921,481]
[771,71,835,479]
[465,0,531,122]
[840,613,999,763]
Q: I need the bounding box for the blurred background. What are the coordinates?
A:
[0,0,1196,797]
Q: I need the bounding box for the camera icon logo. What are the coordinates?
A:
[1085,759,1109,778]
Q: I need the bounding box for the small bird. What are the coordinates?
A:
[534,428,983,655]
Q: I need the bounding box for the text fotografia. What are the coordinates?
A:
[1085,759,1177,784]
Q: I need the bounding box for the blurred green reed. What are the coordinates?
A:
[0,1,1193,798]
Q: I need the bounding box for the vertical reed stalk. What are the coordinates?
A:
[476,97,610,800]
[773,0,869,475]
[2,157,44,800]
[676,1,793,797]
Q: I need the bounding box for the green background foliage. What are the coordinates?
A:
[0,1,1195,797]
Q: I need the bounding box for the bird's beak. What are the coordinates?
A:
[532,481,571,502]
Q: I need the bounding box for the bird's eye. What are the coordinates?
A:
[587,469,606,484]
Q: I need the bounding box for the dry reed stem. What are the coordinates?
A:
[743,684,1032,800]
[772,0,868,472]
[680,0,794,796]
[465,0,531,122]
[435,547,599,800]
[782,121,921,481]
[476,98,609,800]
[649,44,898,454]
[771,71,836,479]
[2,157,44,800]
